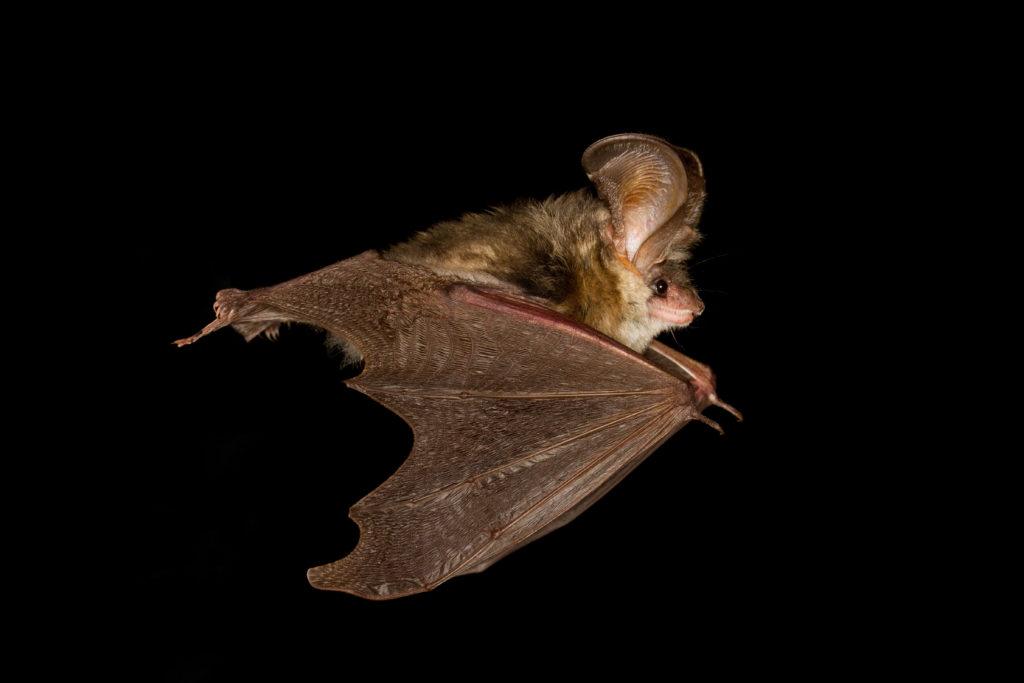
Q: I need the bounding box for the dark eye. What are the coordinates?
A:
[653,279,668,296]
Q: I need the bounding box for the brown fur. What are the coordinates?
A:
[384,189,699,352]
[381,135,707,352]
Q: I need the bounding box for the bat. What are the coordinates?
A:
[175,133,740,599]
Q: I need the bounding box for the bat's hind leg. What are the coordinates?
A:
[174,288,290,346]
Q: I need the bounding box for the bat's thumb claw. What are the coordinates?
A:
[715,397,743,423]
[696,391,743,424]
[693,396,742,434]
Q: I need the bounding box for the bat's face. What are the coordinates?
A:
[632,226,704,331]
[647,274,704,327]
[605,244,704,352]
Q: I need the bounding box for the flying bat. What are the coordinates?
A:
[176,133,741,599]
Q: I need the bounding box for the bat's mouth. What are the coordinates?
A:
[648,298,699,326]
[648,284,704,326]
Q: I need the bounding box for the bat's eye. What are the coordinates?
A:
[653,279,669,297]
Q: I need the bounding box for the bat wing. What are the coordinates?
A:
[176,250,738,599]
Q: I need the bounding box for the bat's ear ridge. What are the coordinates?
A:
[582,133,688,258]
[582,133,706,272]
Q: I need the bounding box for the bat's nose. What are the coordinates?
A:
[692,291,705,316]
[681,287,704,316]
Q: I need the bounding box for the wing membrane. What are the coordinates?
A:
[177,251,719,599]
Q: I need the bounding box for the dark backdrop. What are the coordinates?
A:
[98,42,873,680]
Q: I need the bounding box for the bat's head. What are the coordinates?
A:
[644,257,704,327]
[582,133,708,351]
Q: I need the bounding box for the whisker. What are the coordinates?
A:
[691,253,731,270]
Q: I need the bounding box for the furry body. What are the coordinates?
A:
[385,189,701,352]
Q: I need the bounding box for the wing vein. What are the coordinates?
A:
[353,398,673,514]
[362,386,670,400]
[422,404,681,590]
[490,405,678,539]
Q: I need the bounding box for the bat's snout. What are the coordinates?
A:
[649,286,704,325]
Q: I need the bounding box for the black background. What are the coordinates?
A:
[77,31,901,681]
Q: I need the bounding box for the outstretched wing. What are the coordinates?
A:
[176,250,735,599]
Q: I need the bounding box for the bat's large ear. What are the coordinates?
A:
[582,133,705,272]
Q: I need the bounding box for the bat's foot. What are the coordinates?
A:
[173,288,289,346]
[173,318,232,347]
[173,289,247,346]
